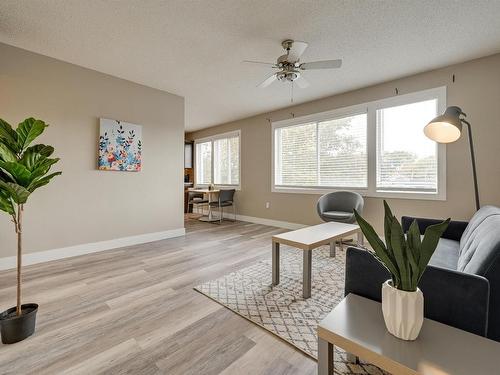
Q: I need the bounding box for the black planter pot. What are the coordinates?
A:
[0,303,38,344]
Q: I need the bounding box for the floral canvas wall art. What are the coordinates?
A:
[98,118,142,172]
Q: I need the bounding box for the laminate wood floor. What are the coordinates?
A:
[0,216,316,375]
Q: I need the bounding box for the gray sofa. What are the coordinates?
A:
[345,205,500,341]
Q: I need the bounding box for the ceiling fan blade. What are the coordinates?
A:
[242,60,276,67]
[257,74,277,88]
[300,59,342,70]
[287,41,308,62]
[295,76,309,89]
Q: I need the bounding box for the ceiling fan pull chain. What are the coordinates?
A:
[291,81,294,103]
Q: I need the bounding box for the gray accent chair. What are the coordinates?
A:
[209,189,236,223]
[317,191,364,224]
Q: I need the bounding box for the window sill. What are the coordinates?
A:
[271,186,445,201]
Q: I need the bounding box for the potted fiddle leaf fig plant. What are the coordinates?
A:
[0,117,61,344]
[354,201,449,341]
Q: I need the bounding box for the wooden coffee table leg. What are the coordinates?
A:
[303,250,312,298]
[272,241,280,286]
[329,241,336,257]
[318,336,334,375]
[357,230,364,246]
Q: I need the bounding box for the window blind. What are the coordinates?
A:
[195,141,212,185]
[275,122,317,186]
[214,135,239,185]
[275,114,368,188]
[318,114,367,188]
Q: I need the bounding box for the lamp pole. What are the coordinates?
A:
[461,119,480,211]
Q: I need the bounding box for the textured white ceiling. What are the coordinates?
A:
[1,1,500,131]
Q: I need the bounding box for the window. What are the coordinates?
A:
[272,87,446,200]
[275,122,317,187]
[195,131,240,187]
[318,115,367,188]
[376,100,438,193]
[195,141,212,185]
[274,113,367,189]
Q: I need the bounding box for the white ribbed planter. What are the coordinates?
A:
[381,280,424,341]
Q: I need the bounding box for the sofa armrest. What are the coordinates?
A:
[401,216,469,241]
[345,246,490,337]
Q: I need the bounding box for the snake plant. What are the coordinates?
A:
[0,118,61,316]
[354,201,450,292]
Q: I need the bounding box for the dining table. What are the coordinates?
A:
[188,188,220,222]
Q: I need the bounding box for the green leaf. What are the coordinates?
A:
[20,151,43,172]
[30,158,59,180]
[407,220,422,265]
[383,200,394,217]
[26,144,54,157]
[16,118,48,152]
[407,250,420,291]
[354,209,401,284]
[0,181,30,204]
[390,219,411,290]
[0,190,15,215]
[28,171,61,192]
[418,218,450,281]
[20,145,54,171]
[0,119,19,151]
[0,143,17,162]
[403,221,421,291]
[0,161,32,186]
[383,200,397,267]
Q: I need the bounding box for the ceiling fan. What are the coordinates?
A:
[243,39,342,90]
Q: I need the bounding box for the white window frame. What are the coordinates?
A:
[271,86,447,200]
[194,130,241,190]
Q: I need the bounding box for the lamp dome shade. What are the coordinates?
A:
[424,106,463,143]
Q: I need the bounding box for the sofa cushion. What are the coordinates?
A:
[429,238,460,270]
[458,205,500,274]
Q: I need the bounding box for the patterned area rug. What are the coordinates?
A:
[194,245,388,375]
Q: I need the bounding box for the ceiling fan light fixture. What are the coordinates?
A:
[287,72,299,81]
[245,39,342,90]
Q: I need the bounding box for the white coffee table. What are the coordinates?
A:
[271,222,363,299]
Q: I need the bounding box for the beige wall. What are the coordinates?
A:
[187,53,500,232]
[0,43,184,258]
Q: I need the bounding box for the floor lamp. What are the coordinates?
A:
[424,106,480,211]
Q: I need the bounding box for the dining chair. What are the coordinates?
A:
[209,189,236,223]
[188,191,208,215]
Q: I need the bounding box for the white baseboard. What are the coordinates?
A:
[220,211,306,230]
[0,227,186,271]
